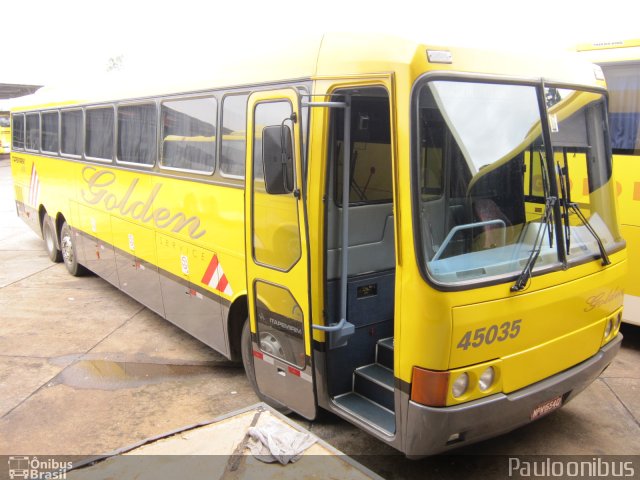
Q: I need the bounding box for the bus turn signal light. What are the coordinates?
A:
[411,367,450,407]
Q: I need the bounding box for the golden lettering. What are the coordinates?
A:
[80,166,206,239]
[584,287,624,312]
[153,208,171,224]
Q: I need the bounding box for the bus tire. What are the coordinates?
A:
[42,215,62,263]
[60,222,86,277]
[241,318,291,414]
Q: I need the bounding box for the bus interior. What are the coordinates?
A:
[324,87,397,433]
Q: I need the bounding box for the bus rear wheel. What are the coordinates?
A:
[60,222,86,277]
[240,318,291,414]
[42,215,62,263]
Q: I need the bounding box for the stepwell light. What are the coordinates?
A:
[452,372,469,398]
[427,50,453,64]
[478,366,495,391]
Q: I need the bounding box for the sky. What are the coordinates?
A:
[3,0,639,87]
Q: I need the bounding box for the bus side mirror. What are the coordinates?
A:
[262,125,294,195]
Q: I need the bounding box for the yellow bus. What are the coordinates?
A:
[1,110,10,154]
[578,40,640,326]
[10,33,625,457]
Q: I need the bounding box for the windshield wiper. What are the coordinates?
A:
[557,159,571,253]
[511,196,556,292]
[537,146,554,247]
[568,202,611,266]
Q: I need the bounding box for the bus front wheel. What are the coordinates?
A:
[240,318,291,414]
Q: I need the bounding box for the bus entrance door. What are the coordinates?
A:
[244,88,315,419]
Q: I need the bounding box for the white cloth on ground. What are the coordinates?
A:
[246,420,317,464]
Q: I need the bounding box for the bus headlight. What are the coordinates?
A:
[615,312,622,330]
[452,373,469,398]
[604,318,613,339]
[478,366,495,391]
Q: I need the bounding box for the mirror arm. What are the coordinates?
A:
[280,114,297,193]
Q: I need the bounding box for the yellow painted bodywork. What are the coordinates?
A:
[11,153,245,304]
[244,88,312,359]
[10,33,626,411]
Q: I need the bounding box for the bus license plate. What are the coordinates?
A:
[530,396,563,420]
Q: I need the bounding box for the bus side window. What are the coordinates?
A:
[12,114,25,150]
[41,111,60,154]
[61,110,83,156]
[161,97,217,173]
[117,103,157,166]
[86,107,114,161]
[25,113,40,151]
[601,63,640,155]
[220,94,249,178]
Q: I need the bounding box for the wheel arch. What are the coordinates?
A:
[39,206,63,249]
[54,212,67,242]
[226,294,248,363]
[37,205,47,237]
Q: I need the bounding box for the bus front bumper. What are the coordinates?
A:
[403,334,622,458]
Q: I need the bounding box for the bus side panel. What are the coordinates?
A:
[76,203,119,286]
[620,224,640,324]
[150,175,246,354]
[10,153,41,235]
[156,232,227,355]
[42,157,75,224]
[111,216,165,317]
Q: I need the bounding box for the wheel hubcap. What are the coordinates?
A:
[61,235,74,263]
[259,332,285,358]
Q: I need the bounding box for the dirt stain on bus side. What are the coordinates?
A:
[48,360,232,391]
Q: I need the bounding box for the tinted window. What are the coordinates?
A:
[61,110,83,156]
[161,97,216,172]
[41,111,59,153]
[221,94,248,177]
[12,114,25,149]
[25,113,40,151]
[601,62,640,155]
[85,107,114,160]
[118,104,157,165]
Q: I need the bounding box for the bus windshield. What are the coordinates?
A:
[415,80,622,286]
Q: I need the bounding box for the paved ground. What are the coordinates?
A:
[1,154,639,479]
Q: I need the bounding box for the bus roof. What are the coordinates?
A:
[576,39,640,64]
[10,33,604,111]
[577,39,640,51]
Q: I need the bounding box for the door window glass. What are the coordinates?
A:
[251,100,301,271]
[255,281,305,367]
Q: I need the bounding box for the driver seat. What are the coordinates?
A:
[473,198,511,249]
